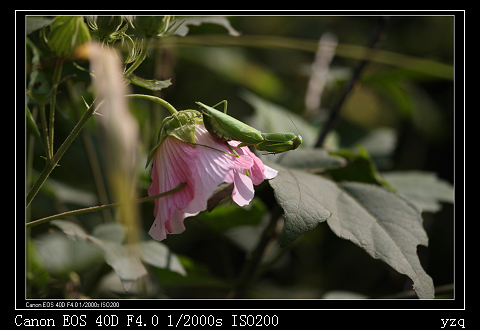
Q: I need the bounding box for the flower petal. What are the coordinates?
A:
[148,123,278,241]
[231,170,255,206]
[182,125,239,215]
[263,164,278,180]
[148,135,199,241]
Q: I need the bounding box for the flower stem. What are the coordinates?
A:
[26,182,186,228]
[126,93,178,114]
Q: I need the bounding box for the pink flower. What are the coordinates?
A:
[148,124,278,241]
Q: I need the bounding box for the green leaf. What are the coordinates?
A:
[27,240,50,291]
[268,166,332,248]
[50,220,186,292]
[382,171,454,213]
[274,148,346,171]
[140,240,186,276]
[174,16,240,37]
[126,73,172,91]
[269,165,434,299]
[331,182,434,299]
[26,106,43,147]
[88,237,147,292]
[327,146,394,190]
[198,197,266,231]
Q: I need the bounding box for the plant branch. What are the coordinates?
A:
[315,16,392,148]
[126,93,178,114]
[48,57,65,159]
[26,182,186,228]
[26,98,98,207]
[227,205,283,298]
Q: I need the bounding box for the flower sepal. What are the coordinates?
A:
[145,110,202,168]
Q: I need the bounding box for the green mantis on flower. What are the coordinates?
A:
[196,100,302,155]
[144,97,302,170]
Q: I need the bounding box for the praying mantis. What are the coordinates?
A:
[196,100,302,155]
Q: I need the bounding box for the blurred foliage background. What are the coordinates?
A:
[26,15,454,299]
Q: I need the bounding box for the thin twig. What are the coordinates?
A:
[227,205,283,298]
[315,16,392,148]
[26,182,186,228]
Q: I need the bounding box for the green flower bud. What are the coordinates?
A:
[95,16,123,38]
[48,16,91,57]
[131,16,182,38]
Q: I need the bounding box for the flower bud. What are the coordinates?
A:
[95,16,123,38]
[48,16,91,57]
[131,16,177,38]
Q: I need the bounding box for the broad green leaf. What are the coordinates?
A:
[50,220,185,292]
[382,171,454,213]
[331,182,434,299]
[35,232,102,276]
[269,165,434,299]
[92,222,125,243]
[198,197,266,231]
[88,237,147,292]
[327,146,394,190]
[273,148,346,171]
[140,240,186,276]
[126,74,172,91]
[268,166,332,248]
[51,220,146,291]
[51,219,90,241]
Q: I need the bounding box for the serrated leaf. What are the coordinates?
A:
[332,182,434,299]
[382,170,454,213]
[126,73,172,91]
[268,166,332,247]
[268,165,434,299]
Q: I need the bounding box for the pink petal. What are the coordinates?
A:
[148,135,199,241]
[183,125,240,215]
[231,170,254,206]
[263,165,278,180]
[229,141,278,184]
[147,123,278,241]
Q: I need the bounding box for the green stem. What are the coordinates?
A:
[126,93,178,114]
[26,99,98,208]
[124,37,151,77]
[26,182,186,228]
[48,57,65,159]
[38,101,50,158]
